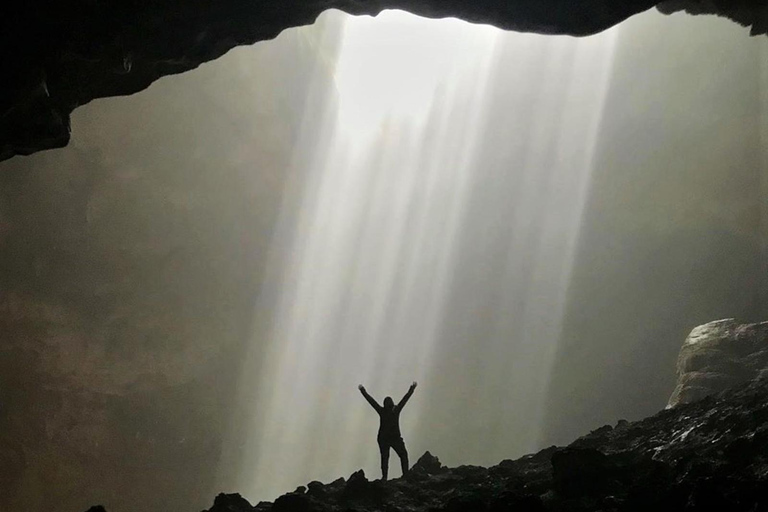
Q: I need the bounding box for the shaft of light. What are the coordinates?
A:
[228,10,618,502]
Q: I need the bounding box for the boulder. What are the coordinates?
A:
[343,469,370,498]
[207,493,254,512]
[668,319,768,407]
[272,493,310,512]
[411,451,444,475]
[306,481,325,497]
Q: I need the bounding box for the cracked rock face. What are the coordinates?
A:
[1,0,766,161]
[668,319,768,407]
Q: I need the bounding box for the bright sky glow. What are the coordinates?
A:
[334,11,499,145]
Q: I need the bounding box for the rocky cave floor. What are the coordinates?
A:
[92,377,768,512]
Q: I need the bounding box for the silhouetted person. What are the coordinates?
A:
[358,381,417,481]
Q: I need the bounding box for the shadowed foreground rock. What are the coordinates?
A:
[90,377,768,512]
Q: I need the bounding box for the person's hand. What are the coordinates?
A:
[410,381,418,391]
[358,384,365,392]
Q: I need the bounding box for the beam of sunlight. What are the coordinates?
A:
[229,10,620,502]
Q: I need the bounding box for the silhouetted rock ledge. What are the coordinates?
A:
[2,0,766,161]
[88,377,768,512]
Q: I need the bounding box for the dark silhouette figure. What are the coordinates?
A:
[358,381,417,481]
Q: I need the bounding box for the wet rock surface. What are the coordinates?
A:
[1,0,765,161]
[668,319,768,407]
[91,377,767,512]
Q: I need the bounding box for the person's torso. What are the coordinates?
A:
[378,408,401,440]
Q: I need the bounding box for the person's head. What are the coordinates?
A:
[383,396,394,410]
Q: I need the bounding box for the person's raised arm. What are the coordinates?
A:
[397,381,417,411]
[358,385,382,412]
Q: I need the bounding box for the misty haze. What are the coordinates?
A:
[0,7,767,512]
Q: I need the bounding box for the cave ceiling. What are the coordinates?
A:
[1,0,765,162]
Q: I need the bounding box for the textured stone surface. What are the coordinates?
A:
[668,319,768,407]
[1,0,766,161]
[182,377,768,512]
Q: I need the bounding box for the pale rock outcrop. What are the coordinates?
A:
[668,319,768,407]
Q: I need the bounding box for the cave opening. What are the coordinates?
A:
[0,7,766,512]
[225,10,614,500]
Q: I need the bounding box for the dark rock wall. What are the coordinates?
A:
[0,17,341,512]
[542,13,766,445]
[659,0,768,35]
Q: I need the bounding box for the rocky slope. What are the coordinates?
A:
[2,0,766,161]
[179,376,768,512]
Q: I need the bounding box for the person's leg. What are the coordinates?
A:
[392,437,409,476]
[378,439,390,481]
